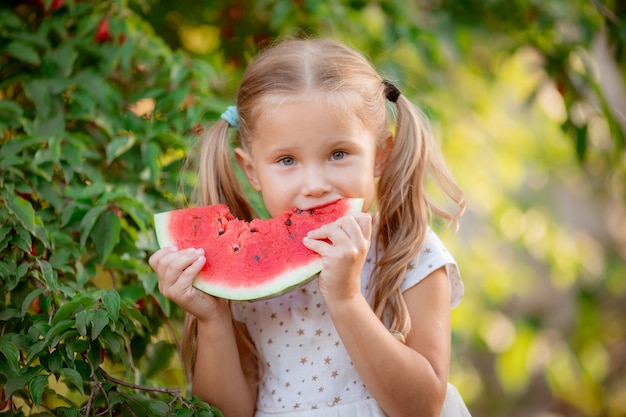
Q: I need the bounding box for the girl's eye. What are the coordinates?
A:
[278,156,296,166]
[330,151,346,161]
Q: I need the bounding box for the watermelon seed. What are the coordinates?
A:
[254,255,260,262]
[285,218,292,226]
[250,228,257,233]
[233,245,240,251]
[297,209,303,214]
[309,209,313,214]
[218,229,225,236]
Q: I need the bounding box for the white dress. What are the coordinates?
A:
[231,227,471,417]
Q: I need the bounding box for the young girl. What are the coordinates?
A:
[149,38,471,417]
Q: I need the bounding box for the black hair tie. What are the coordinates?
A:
[382,79,401,103]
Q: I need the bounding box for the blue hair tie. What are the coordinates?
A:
[220,105,239,129]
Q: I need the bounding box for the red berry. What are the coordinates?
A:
[1,386,8,410]
[95,19,110,44]
[29,297,43,314]
[134,298,145,311]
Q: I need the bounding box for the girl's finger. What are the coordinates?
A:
[148,246,178,271]
[163,248,203,274]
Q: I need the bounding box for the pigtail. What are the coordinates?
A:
[372,94,465,341]
[181,118,259,380]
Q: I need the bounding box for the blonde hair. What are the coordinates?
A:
[181,38,465,380]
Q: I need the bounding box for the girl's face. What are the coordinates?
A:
[235,97,388,218]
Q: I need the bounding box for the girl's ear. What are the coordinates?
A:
[375,133,393,177]
[234,147,261,191]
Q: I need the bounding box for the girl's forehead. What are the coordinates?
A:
[252,92,363,128]
[245,97,379,152]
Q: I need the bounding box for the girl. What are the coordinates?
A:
[149,38,471,417]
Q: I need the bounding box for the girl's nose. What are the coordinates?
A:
[302,167,331,197]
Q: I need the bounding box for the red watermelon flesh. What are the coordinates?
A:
[154,198,363,300]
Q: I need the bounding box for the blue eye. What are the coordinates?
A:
[330,151,346,161]
[279,156,296,166]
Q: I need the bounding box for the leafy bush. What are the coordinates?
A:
[0,1,223,415]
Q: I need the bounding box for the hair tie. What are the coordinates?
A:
[220,105,239,129]
[382,80,401,103]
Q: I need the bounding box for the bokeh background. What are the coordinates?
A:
[1,1,624,416]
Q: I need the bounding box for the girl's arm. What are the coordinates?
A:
[149,247,257,416]
[326,268,451,417]
[304,214,451,417]
[192,307,258,416]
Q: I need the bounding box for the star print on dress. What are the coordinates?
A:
[230,225,464,413]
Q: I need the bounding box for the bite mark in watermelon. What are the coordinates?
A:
[154,198,364,300]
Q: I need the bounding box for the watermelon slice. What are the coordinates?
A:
[154,198,364,300]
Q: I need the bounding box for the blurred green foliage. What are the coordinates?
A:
[1,0,624,416]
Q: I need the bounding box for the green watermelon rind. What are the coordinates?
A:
[154,212,175,249]
[193,258,324,301]
[153,198,364,301]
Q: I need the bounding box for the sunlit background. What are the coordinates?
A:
[137,1,626,415]
[1,0,624,416]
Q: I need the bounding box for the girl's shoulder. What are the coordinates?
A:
[365,225,464,308]
[401,227,463,307]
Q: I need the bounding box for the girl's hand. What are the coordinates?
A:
[303,212,372,302]
[148,247,229,322]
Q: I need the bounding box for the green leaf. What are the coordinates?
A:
[92,210,122,263]
[79,205,107,248]
[146,341,174,378]
[0,10,24,29]
[26,339,48,363]
[52,295,92,326]
[102,289,121,321]
[0,99,23,131]
[90,309,109,340]
[75,310,88,336]
[176,408,194,417]
[23,79,51,116]
[45,319,73,348]
[0,225,11,243]
[48,349,64,372]
[99,326,122,355]
[5,41,41,66]
[59,367,84,395]
[36,104,66,138]
[5,193,36,234]
[6,365,44,397]
[30,374,49,407]
[106,135,136,165]
[46,43,78,78]
[0,308,20,321]
[120,302,150,329]
[0,334,20,373]
[149,400,170,416]
[0,136,40,159]
[38,259,58,289]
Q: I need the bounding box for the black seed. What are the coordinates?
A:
[233,245,240,252]
[308,209,313,215]
[297,209,303,214]
[193,216,201,220]
[250,228,257,233]
[218,229,225,236]
[217,217,222,224]
[285,218,291,226]
[254,255,260,262]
